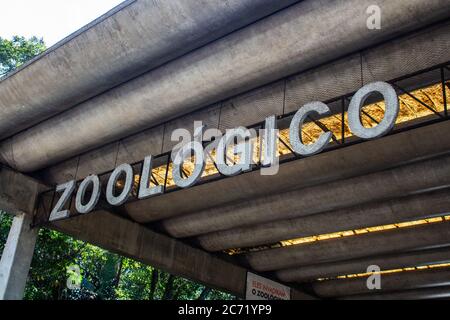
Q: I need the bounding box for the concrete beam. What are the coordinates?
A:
[285,21,450,113]
[312,268,450,298]
[0,0,299,139]
[0,213,38,300]
[160,153,450,238]
[50,210,315,300]
[276,246,450,283]
[38,22,450,187]
[244,220,450,272]
[122,121,450,224]
[198,188,450,251]
[2,0,449,172]
[0,166,43,216]
[0,166,314,299]
[339,286,450,300]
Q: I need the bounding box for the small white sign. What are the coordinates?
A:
[246,272,291,300]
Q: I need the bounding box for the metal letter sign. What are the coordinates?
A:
[348,81,399,139]
[46,81,399,222]
[75,175,101,214]
[289,101,332,156]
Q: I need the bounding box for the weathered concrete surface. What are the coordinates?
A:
[0,213,38,300]
[2,0,449,172]
[37,21,450,186]
[160,153,450,238]
[0,168,45,299]
[198,188,450,251]
[277,247,450,283]
[244,220,450,272]
[0,166,44,216]
[50,210,315,299]
[312,268,450,298]
[285,21,450,113]
[340,286,450,300]
[0,0,300,140]
[124,121,450,223]
[0,168,315,299]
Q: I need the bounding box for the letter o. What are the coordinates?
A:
[106,163,134,206]
[172,141,205,188]
[348,81,399,139]
[75,175,101,214]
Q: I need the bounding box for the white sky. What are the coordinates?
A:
[0,0,125,47]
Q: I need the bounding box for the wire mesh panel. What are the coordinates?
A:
[219,81,285,131]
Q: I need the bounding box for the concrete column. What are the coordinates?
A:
[0,213,38,300]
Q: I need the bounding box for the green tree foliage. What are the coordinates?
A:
[24,228,84,299]
[0,36,46,77]
[1,213,235,300]
[0,212,13,254]
[21,230,235,300]
[0,36,235,300]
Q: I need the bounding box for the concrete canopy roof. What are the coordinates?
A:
[1,0,450,172]
[2,0,450,300]
[0,0,300,140]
